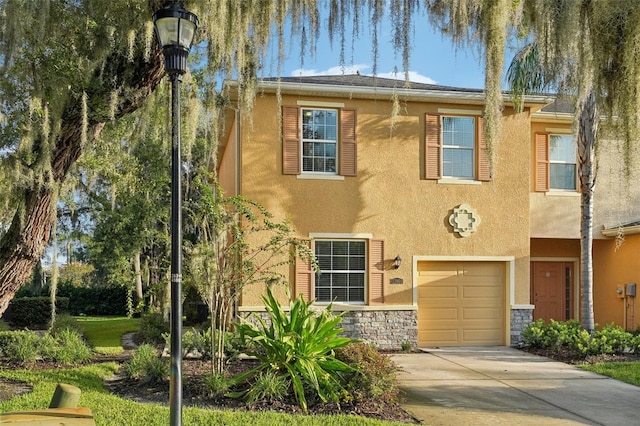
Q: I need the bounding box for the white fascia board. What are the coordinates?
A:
[224,80,554,107]
[602,225,640,237]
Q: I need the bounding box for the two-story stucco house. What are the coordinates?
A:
[217,75,640,349]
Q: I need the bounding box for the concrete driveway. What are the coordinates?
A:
[392,347,640,426]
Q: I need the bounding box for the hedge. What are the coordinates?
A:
[56,283,128,316]
[4,297,69,329]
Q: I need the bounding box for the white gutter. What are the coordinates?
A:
[602,225,640,237]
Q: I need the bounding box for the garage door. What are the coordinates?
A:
[417,261,505,346]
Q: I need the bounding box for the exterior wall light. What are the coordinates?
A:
[394,255,402,269]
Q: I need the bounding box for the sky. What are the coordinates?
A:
[262,9,493,90]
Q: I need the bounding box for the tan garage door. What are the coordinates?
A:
[418,261,505,346]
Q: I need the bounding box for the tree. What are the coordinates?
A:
[3,0,637,326]
[498,0,640,331]
[184,175,316,374]
[0,0,318,315]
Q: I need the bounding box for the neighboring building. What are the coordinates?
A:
[218,75,640,349]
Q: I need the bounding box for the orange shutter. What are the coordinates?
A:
[368,239,385,305]
[477,117,492,181]
[425,114,442,179]
[339,109,357,176]
[294,242,314,302]
[282,106,301,175]
[535,133,550,192]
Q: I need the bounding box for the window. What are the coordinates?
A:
[302,109,338,173]
[534,133,577,192]
[442,116,475,178]
[294,238,385,305]
[315,240,366,303]
[425,113,490,181]
[549,135,577,190]
[282,106,357,177]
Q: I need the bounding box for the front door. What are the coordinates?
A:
[531,261,574,321]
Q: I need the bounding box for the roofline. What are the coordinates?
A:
[602,224,640,237]
[224,79,555,107]
[531,110,574,122]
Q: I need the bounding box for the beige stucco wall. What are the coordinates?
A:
[218,113,238,197]
[529,121,640,239]
[227,91,533,307]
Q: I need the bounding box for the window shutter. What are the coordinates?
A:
[535,133,550,192]
[368,239,385,305]
[425,114,442,179]
[477,117,492,181]
[282,106,301,175]
[339,109,357,176]
[294,242,314,302]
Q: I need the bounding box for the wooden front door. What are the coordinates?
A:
[531,261,574,322]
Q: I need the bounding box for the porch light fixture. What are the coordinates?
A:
[394,255,402,269]
[152,3,198,426]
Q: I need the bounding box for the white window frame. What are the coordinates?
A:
[549,134,577,191]
[442,115,476,179]
[313,239,367,304]
[301,108,338,175]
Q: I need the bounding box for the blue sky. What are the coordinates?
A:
[263,10,491,90]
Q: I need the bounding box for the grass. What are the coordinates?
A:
[580,361,640,386]
[75,317,140,355]
[0,364,406,426]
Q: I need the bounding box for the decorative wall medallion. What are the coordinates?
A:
[449,204,481,237]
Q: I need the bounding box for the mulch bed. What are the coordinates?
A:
[0,356,417,423]
[105,357,418,423]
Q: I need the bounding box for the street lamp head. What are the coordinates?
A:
[152,3,199,76]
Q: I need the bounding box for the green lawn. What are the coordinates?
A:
[580,361,640,386]
[76,316,141,355]
[0,364,405,426]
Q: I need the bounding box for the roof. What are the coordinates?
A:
[225,74,554,107]
[261,74,484,94]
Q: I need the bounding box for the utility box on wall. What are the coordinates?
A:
[625,283,637,298]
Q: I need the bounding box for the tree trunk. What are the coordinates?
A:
[0,34,166,317]
[578,90,598,332]
[134,252,144,304]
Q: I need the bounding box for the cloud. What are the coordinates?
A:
[290,65,437,85]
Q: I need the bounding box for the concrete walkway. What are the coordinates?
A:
[392,347,640,426]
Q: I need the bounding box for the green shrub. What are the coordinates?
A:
[246,370,290,403]
[629,334,640,353]
[203,372,231,398]
[335,342,400,403]
[46,329,93,365]
[523,320,635,358]
[124,343,168,382]
[232,288,352,411]
[0,330,41,363]
[140,313,169,344]
[522,319,582,351]
[4,297,69,329]
[49,314,85,337]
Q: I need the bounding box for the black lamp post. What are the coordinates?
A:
[152,4,198,426]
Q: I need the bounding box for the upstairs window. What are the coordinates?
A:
[534,133,577,192]
[549,135,577,190]
[442,116,476,179]
[425,113,491,181]
[282,106,357,177]
[302,109,338,173]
